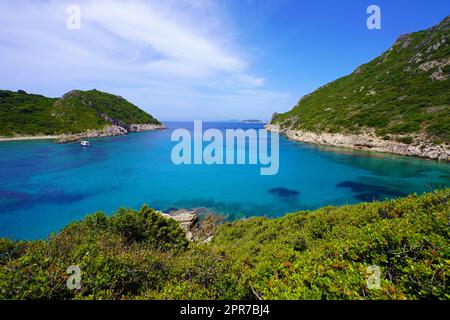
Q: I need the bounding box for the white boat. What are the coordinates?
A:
[80,140,90,147]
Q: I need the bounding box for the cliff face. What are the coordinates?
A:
[269,17,450,160]
[0,89,163,138]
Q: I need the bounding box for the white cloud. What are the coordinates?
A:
[84,1,244,73]
[0,0,290,120]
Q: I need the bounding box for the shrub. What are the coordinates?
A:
[1,190,449,300]
[396,136,414,144]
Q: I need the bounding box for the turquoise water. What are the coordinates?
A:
[0,122,449,240]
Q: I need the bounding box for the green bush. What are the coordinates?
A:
[1,190,449,300]
[396,136,414,144]
[109,206,188,251]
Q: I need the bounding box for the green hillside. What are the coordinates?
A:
[271,17,450,145]
[0,89,160,137]
[1,190,449,300]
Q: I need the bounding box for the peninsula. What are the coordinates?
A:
[267,17,450,161]
[0,89,165,142]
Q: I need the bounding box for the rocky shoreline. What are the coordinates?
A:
[56,123,166,143]
[265,124,449,162]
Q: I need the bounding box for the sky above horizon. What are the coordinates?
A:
[0,0,448,121]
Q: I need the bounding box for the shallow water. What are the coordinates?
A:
[1,122,449,240]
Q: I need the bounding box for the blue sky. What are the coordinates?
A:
[0,0,448,121]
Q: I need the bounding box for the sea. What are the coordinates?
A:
[1,121,449,240]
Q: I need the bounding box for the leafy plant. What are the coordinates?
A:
[1,190,449,300]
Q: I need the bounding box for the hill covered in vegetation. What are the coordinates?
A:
[1,190,449,300]
[269,17,449,158]
[0,89,161,137]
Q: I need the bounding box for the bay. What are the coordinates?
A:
[0,121,449,240]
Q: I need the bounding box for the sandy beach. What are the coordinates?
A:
[0,135,61,142]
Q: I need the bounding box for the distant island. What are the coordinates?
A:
[241,119,266,123]
[267,16,450,161]
[0,89,165,142]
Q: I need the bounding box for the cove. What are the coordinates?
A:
[0,121,449,240]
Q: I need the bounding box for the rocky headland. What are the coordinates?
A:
[266,124,449,162]
[267,17,450,162]
[0,89,164,141]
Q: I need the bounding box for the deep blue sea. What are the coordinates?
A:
[1,122,449,240]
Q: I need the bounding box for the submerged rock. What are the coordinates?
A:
[269,187,300,198]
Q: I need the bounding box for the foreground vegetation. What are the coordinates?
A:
[0,89,160,137]
[1,190,449,300]
[272,16,450,145]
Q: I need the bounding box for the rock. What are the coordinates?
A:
[425,38,446,54]
[354,66,363,75]
[430,69,448,81]
[127,124,167,132]
[418,57,450,81]
[56,125,127,143]
[163,210,199,231]
[204,236,214,243]
[56,123,166,143]
[160,209,199,241]
[159,208,224,242]
[395,34,412,49]
[409,53,423,65]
